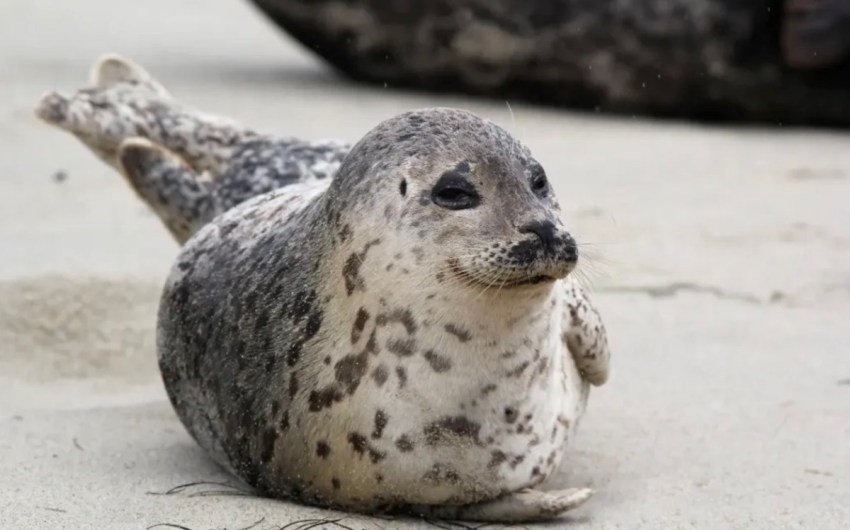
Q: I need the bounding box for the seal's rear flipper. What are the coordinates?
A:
[35,54,256,176]
[118,138,218,244]
[91,54,170,96]
[409,487,593,523]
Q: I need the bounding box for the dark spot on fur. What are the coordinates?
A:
[373,410,388,439]
[423,463,461,484]
[376,309,418,335]
[481,384,497,395]
[308,387,343,412]
[348,432,368,454]
[347,432,385,462]
[288,373,299,399]
[324,356,332,365]
[316,441,331,459]
[424,416,482,446]
[332,477,341,489]
[351,308,370,344]
[488,450,507,469]
[339,224,352,243]
[387,337,416,357]
[444,323,471,342]
[285,340,304,367]
[342,253,363,296]
[396,366,408,388]
[288,290,317,322]
[505,407,519,423]
[335,351,369,394]
[342,240,381,295]
[260,427,277,463]
[364,329,379,355]
[395,435,414,452]
[507,360,531,377]
[270,400,280,416]
[399,179,407,196]
[423,350,452,372]
[305,310,323,340]
[280,410,290,431]
[371,364,389,386]
[536,356,550,376]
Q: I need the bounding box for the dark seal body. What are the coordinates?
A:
[250,0,850,127]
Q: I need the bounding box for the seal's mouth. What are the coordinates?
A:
[446,258,566,291]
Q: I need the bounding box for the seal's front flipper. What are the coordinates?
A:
[410,487,593,523]
[118,138,217,244]
[563,277,610,386]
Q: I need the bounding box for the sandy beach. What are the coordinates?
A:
[2,0,849,528]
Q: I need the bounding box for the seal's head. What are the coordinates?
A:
[327,108,577,296]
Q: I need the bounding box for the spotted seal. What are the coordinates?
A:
[35,56,611,522]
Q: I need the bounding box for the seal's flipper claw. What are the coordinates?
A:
[91,54,170,96]
[118,138,217,244]
[410,487,593,523]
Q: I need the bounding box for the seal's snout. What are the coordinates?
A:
[518,220,577,263]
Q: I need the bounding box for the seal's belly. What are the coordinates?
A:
[277,337,588,508]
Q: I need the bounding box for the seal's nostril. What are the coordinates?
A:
[519,221,558,251]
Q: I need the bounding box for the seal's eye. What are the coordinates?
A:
[530,167,549,198]
[432,171,481,210]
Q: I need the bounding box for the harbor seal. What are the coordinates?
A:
[250,0,850,127]
[35,56,611,522]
